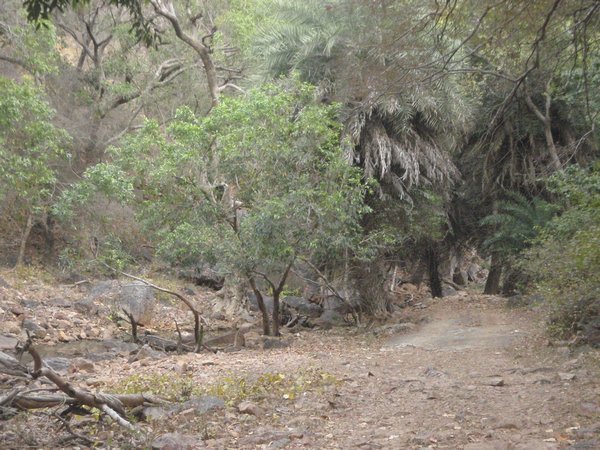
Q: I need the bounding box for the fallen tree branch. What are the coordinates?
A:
[12,337,160,430]
[99,261,208,352]
[10,392,166,410]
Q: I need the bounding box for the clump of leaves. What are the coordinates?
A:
[112,369,339,405]
[522,165,600,339]
[113,373,196,402]
[203,369,339,405]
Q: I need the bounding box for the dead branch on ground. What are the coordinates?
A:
[99,261,208,352]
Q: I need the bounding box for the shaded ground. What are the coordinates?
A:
[1,275,599,449]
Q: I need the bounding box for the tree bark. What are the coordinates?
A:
[427,244,443,298]
[523,82,561,171]
[484,253,502,295]
[272,291,281,337]
[248,277,270,336]
[149,0,220,108]
[16,213,34,267]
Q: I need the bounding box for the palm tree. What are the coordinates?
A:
[255,0,475,304]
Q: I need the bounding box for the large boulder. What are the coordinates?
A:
[246,293,275,313]
[282,296,323,318]
[192,264,224,290]
[80,281,155,325]
[119,282,155,325]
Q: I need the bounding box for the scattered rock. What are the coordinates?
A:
[567,441,600,450]
[442,286,457,297]
[183,286,196,296]
[315,309,346,328]
[372,322,416,337]
[128,344,164,362]
[423,367,447,378]
[0,335,18,350]
[1,321,20,335]
[493,419,521,430]
[140,406,169,421]
[151,432,200,450]
[238,400,263,416]
[486,377,505,387]
[270,438,291,449]
[204,331,245,348]
[68,357,95,373]
[0,276,9,288]
[262,337,289,350]
[88,280,118,301]
[73,298,99,315]
[22,319,47,339]
[9,305,24,316]
[192,264,224,291]
[464,441,512,450]
[57,331,70,342]
[44,357,71,372]
[21,299,39,309]
[558,372,576,381]
[179,396,224,415]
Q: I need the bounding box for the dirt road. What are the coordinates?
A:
[221,294,600,449]
[3,287,599,449]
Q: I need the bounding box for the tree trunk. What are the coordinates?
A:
[272,291,281,337]
[248,277,270,336]
[410,262,425,287]
[523,84,561,171]
[427,245,443,298]
[16,214,34,267]
[484,254,502,295]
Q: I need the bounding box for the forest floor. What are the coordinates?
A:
[1,271,600,449]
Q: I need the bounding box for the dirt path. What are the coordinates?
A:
[3,285,600,449]
[208,294,600,449]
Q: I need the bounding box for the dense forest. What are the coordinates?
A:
[1,0,599,336]
[1,1,600,448]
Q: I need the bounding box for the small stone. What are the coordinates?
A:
[0,335,18,350]
[238,400,263,417]
[22,319,47,339]
[9,305,24,316]
[57,331,70,342]
[262,337,289,350]
[128,344,164,362]
[151,432,198,450]
[558,372,576,381]
[487,377,505,386]
[179,396,224,415]
[68,358,95,373]
[174,362,188,374]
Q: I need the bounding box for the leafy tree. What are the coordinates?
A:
[255,0,477,300]
[0,77,70,266]
[523,164,600,338]
[60,79,370,335]
[479,191,558,294]
[481,192,558,260]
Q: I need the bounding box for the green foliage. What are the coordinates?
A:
[481,192,559,260]
[523,165,600,337]
[113,369,339,405]
[60,78,370,282]
[0,77,70,257]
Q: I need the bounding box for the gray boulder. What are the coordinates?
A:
[282,296,322,318]
[119,282,155,325]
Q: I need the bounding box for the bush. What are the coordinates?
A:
[523,164,600,341]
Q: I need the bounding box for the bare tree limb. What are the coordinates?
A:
[99,261,208,352]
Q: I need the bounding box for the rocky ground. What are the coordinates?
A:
[1,269,599,449]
